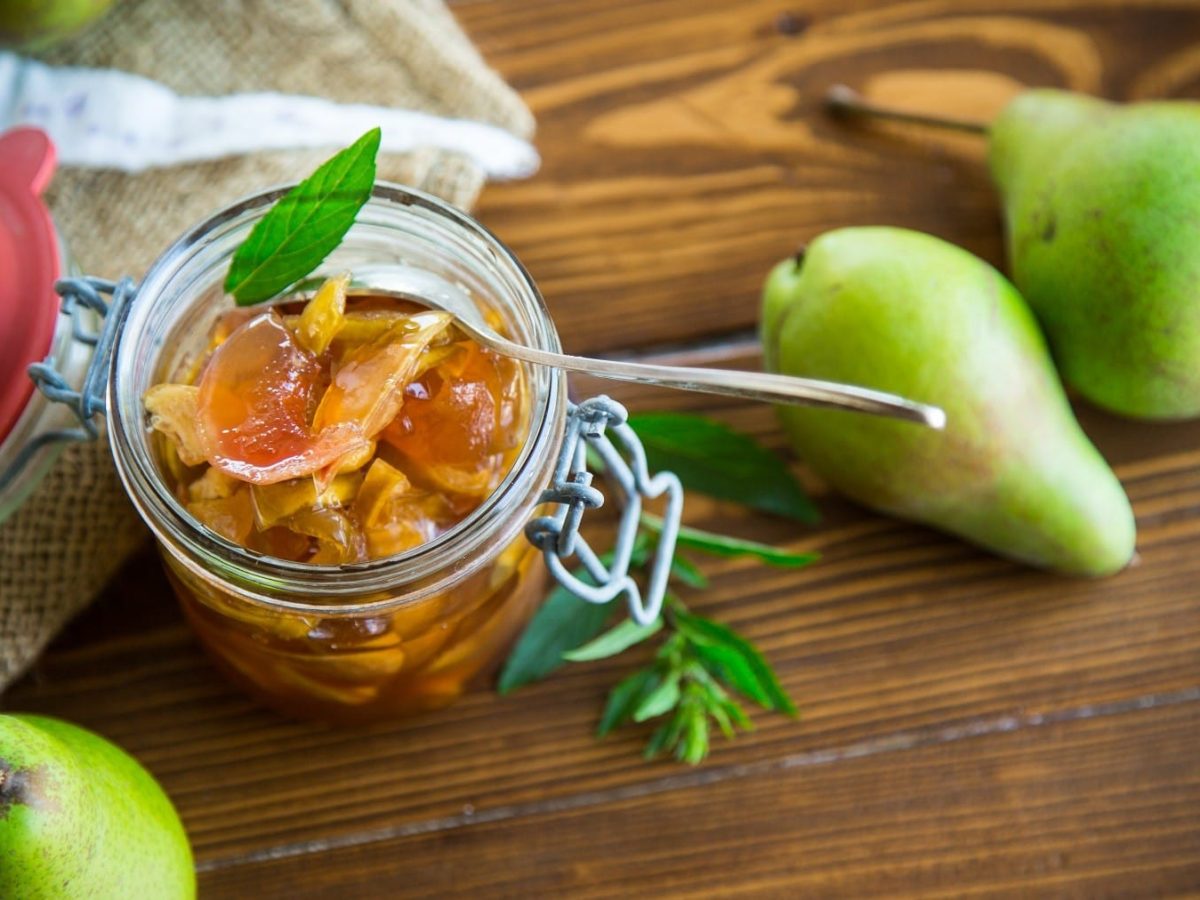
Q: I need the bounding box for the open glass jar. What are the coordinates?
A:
[107,186,568,722]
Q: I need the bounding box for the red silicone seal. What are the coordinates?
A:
[0,127,61,445]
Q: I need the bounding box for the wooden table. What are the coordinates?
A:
[10,1,1200,895]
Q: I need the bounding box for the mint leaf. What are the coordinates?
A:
[644,709,686,759]
[680,700,710,764]
[707,694,736,738]
[598,668,659,737]
[643,515,820,569]
[721,697,753,730]
[690,641,771,707]
[226,128,381,305]
[563,616,663,662]
[634,673,681,721]
[628,412,818,523]
[497,582,613,694]
[673,609,797,716]
[643,719,676,758]
[669,553,709,589]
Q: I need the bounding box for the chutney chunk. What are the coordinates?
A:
[312,311,452,444]
[382,340,521,498]
[197,312,368,484]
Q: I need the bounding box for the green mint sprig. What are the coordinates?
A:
[599,598,796,764]
[225,127,382,306]
[499,412,818,764]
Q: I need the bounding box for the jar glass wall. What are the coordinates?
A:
[107,185,566,722]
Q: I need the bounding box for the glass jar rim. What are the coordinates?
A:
[107,182,565,616]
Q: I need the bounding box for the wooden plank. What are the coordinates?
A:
[454,0,1200,354]
[196,696,1200,897]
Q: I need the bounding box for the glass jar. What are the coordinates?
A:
[107,185,567,723]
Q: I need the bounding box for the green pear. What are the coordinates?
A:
[0,0,113,50]
[826,84,1200,420]
[989,90,1200,419]
[762,226,1135,576]
[0,714,194,899]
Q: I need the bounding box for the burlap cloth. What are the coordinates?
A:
[1,0,533,690]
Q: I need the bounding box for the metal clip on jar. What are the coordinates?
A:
[20,183,684,722]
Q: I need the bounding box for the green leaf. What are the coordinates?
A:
[707,696,735,739]
[628,412,818,523]
[643,515,820,569]
[669,553,709,589]
[598,668,659,737]
[497,583,613,694]
[634,673,681,722]
[674,610,798,716]
[225,128,381,305]
[722,697,753,730]
[644,709,686,760]
[679,703,710,764]
[643,720,674,758]
[563,616,663,662]
[691,640,770,707]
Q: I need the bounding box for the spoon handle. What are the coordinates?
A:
[341,272,944,428]
[479,331,946,429]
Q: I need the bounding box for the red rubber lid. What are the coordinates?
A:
[0,128,60,444]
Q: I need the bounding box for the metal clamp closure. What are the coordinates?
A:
[525,396,684,626]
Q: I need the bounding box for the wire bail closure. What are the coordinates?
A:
[525,397,684,626]
[0,277,134,495]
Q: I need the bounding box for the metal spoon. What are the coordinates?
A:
[341,265,946,429]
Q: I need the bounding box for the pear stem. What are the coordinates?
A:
[825,84,990,136]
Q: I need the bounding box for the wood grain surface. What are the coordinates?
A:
[8,1,1200,897]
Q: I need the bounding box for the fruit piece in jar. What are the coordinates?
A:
[294,272,348,356]
[324,311,408,354]
[312,310,453,439]
[266,644,408,681]
[187,487,255,544]
[197,312,369,484]
[382,340,516,497]
[187,466,240,501]
[250,472,363,530]
[354,458,414,527]
[355,458,449,557]
[144,384,207,466]
[286,507,367,564]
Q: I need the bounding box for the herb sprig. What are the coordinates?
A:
[599,598,797,763]
[499,413,818,764]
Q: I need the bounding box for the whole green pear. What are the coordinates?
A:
[990,90,1200,419]
[762,226,1135,576]
[0,714,194,899]
[0,0,113,50]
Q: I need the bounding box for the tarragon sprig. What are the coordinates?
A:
[498,412,818,764]
[593,598,796,763]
